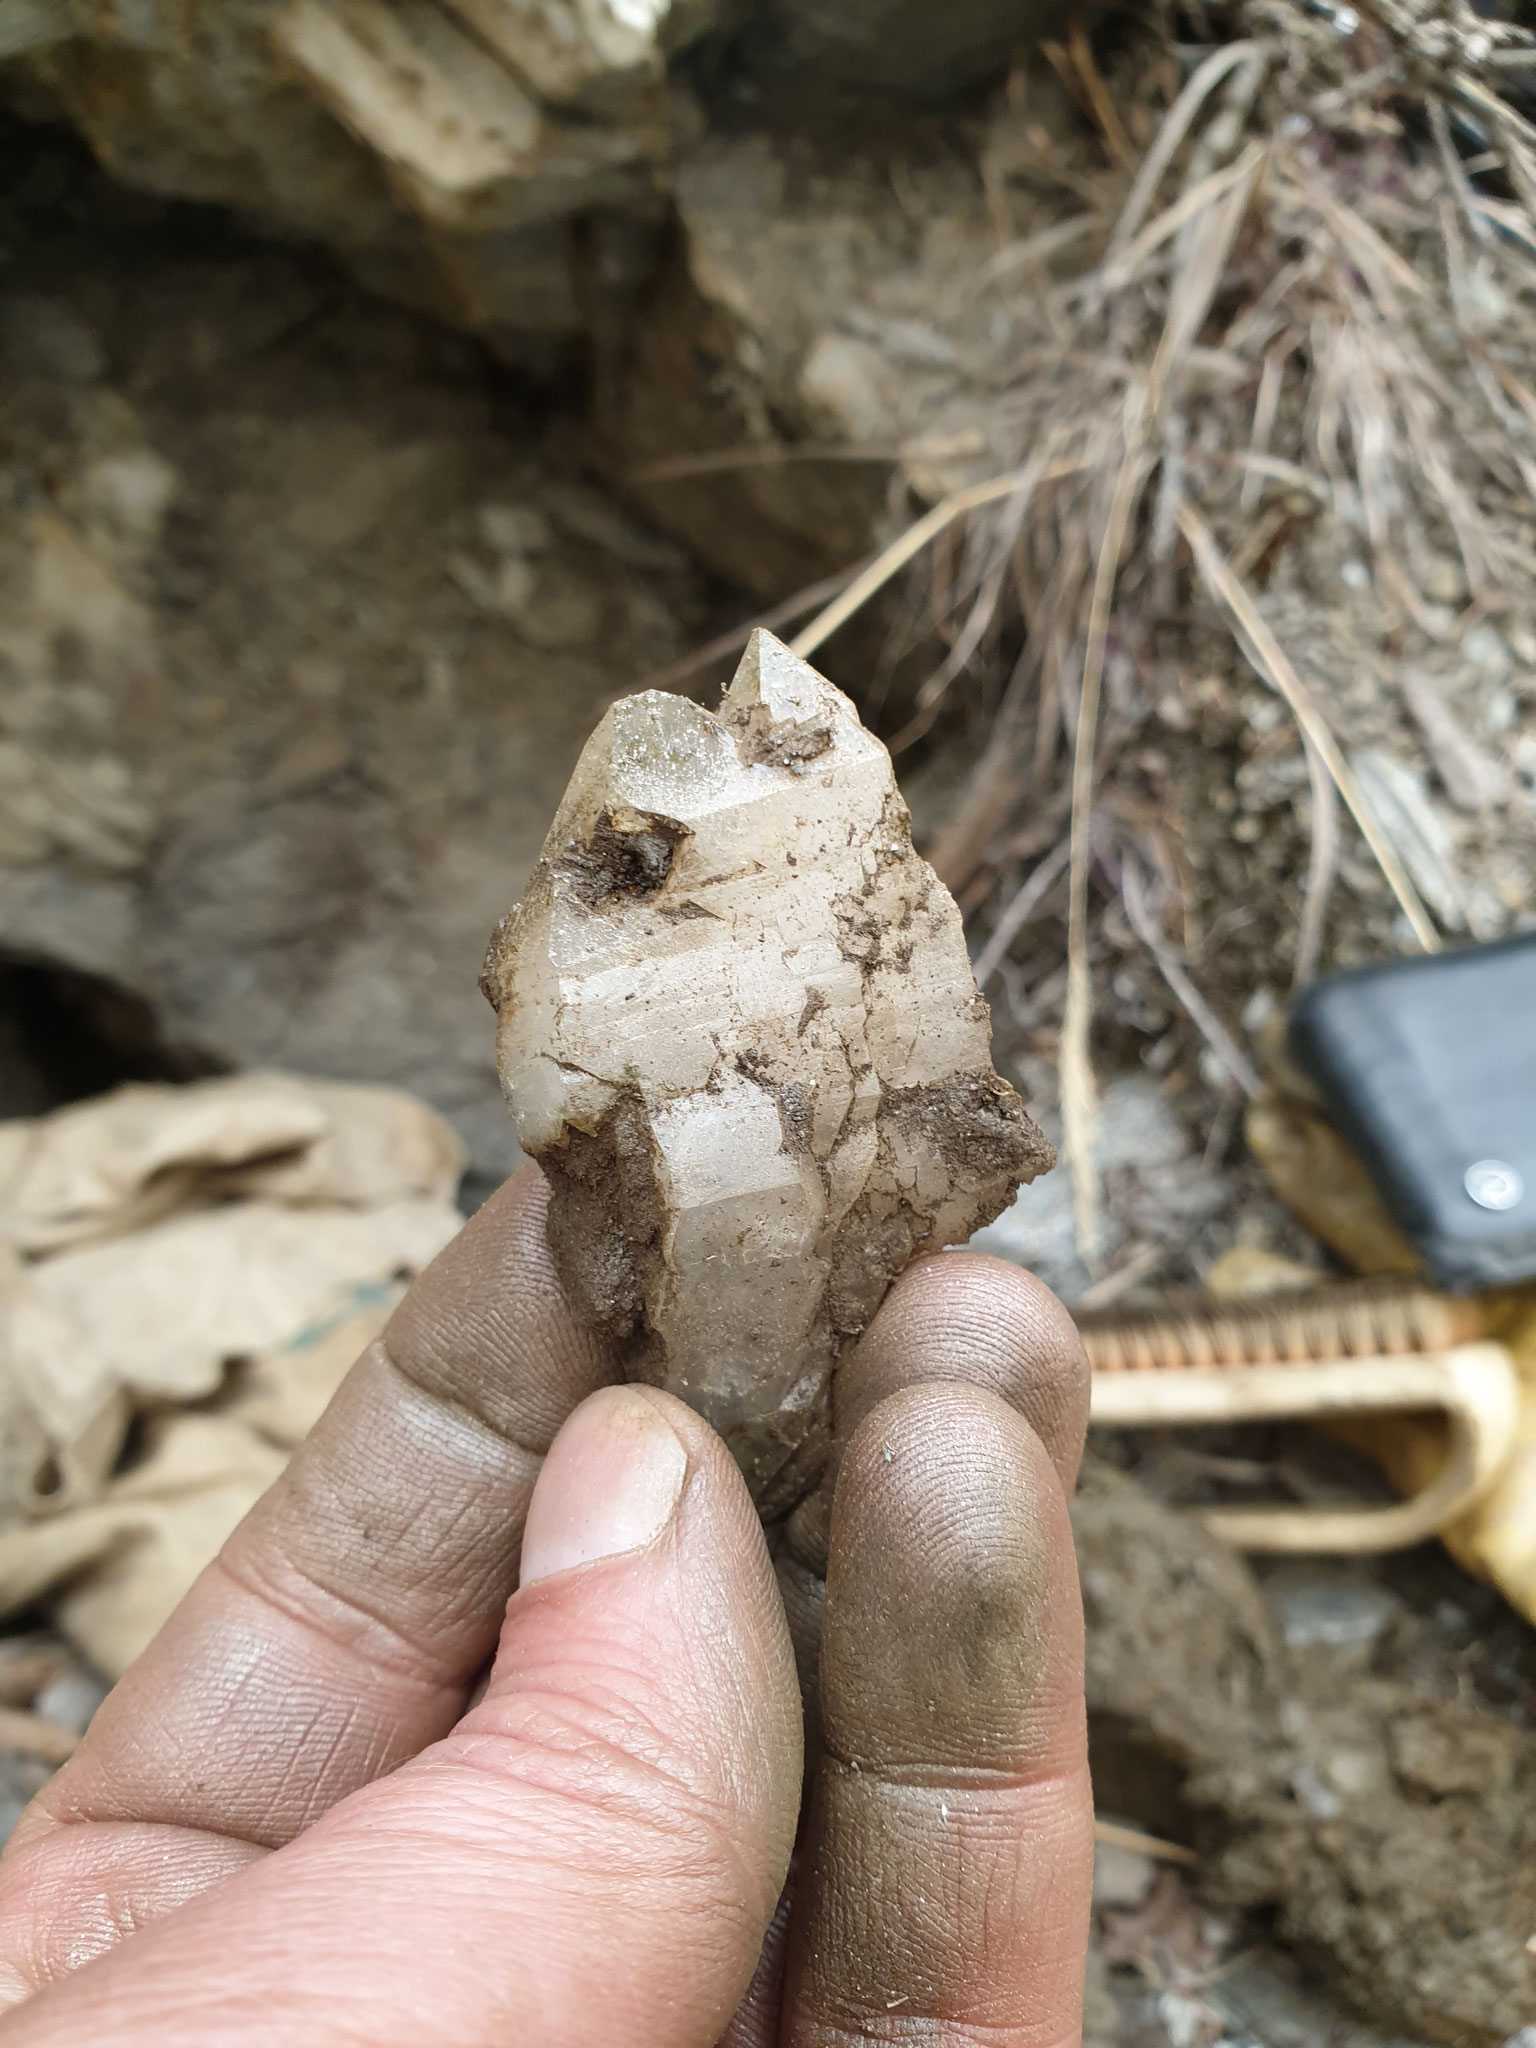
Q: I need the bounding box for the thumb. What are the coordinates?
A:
[0,1387,803,2048]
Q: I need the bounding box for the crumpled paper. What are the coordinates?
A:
[0,1074,465,1677]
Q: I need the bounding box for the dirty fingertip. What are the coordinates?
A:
[822,1381,1083,1771]
[835,1251,1090,1491]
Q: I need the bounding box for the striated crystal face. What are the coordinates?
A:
[482,631,1051,1511]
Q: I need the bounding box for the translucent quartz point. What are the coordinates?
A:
[482,631,1052,1511]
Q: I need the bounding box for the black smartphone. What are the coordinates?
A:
[1289,933,1536,1292]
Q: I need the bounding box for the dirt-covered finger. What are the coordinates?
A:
[835,1252,1088,1491]
[783,1382,1093,2046]
[2,1167,617,1953]
[785,1250,1088,1583]
[716,1879,795,2048]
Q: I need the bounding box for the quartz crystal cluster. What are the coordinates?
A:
[482,632,1051,1510]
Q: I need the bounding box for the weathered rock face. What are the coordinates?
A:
[2,0,1052,360]
[596,94,1076,594]
[482,630,1050,1509]
[3,5,1079,604]
[4,0,703,351]
[760,0,1046,98]
[0,139,710,1186]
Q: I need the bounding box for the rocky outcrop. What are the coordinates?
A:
[3,0,1057,366]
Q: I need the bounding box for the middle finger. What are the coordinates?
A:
[776,1252,1088,1706]
[785,1382,1093,2044]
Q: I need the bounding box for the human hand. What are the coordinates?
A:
[0,1167,1093,2045]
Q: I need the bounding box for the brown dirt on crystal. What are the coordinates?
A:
[539,1090,667,1347]
[557,810,692,910]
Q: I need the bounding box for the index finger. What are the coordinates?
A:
[0,1167,617,1989]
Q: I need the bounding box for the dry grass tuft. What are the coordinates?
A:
[785,0,1536,1261]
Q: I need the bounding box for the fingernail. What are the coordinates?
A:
[520,1386,688,1586]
